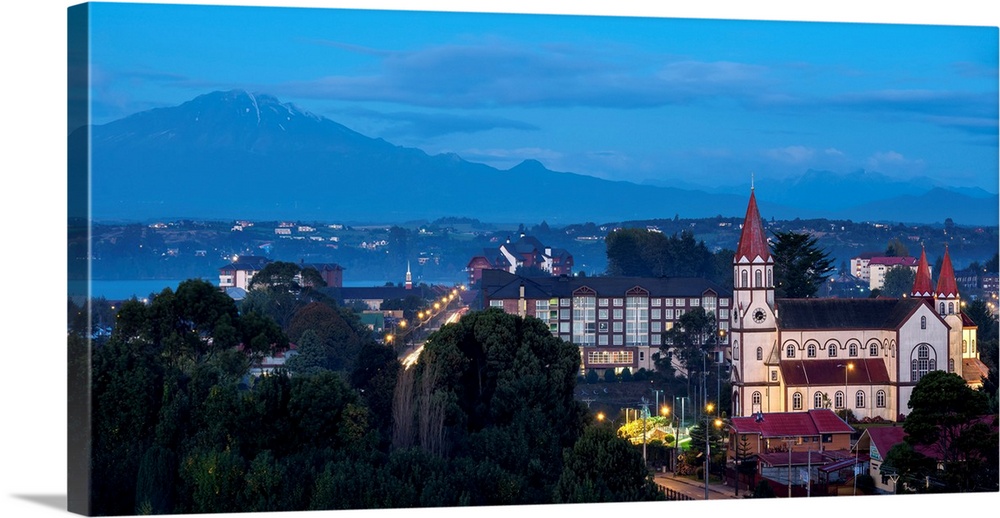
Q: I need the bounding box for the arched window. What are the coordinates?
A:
[948,358,954,372]
[767,270,773,287]
[786,344,796,358]
[855,391,865,408]
[849,343,858,357]
[920,316,926,329]
[793,392,803,410]
[948,302,954,315]
[807,344,816,358]
[741,270,748,288]
[756,347,763,361]
[813,392,824,409]
[828,345,837,358]
[869,343,878,356]
[755,270,762,287]
[752,391,761,406]
[733,344,739,361]
[876,390,886,408]
[963,340,968,353]
[939,302,945,315]
[835,391,845,409]
[911,344,935,382]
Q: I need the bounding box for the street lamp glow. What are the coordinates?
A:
[661,406,669,416]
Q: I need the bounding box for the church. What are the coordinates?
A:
[729,188,986,421]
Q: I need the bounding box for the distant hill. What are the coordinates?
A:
[75,90,998,226]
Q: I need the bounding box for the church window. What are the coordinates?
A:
[828,345,837,358]
[741,270,748,288]
[771,370,778,381]
[755,270,762,287]
[920,316,926,329]
[733,345,739,360]
[767,270,772,287]
[972,340,976,354]
[834,391,845,409]
[963,340,967,353]
[756,347,763,361]
[807,344,816,358]
[855,391,865,408]
[939,302,945,315]
[752,391,761,406]
[948,302,954,315]
[911,344,934,382]
[813,392,824,409]
[792,392,803,410]
[786,344,795,358]
[876,390,886,408]
[869,343,878,357]
[948,358,954,372]
[849,344,858,357]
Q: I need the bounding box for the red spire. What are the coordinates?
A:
[935,246,959,299]
[911,246,933,298]
[735,189,771,263]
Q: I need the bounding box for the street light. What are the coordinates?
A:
[704,402,714,500]
[837,362,854,416]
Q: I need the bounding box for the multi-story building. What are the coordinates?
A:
[730,188,986,422]
[467,234,573,285]
[218,255,271,291]
[479,269,730,374]
[867,256,919,291]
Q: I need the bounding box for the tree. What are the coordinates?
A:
[881,266,916,298]
[662,307,716,408]
[885,238,910,258]
[901,370,997,492]
[553,425,665,503]
[771,231,834,298]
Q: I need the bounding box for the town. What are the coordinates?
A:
[71,188,999,513]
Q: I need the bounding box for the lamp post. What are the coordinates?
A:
[703,402,714,500]
[836,362,853,416]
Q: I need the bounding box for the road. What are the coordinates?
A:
[400,306,467,369]
[653,472,739,500]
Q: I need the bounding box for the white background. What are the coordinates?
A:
[1,1,997,517]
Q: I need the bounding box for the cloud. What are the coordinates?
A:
[764,145,816,164]
[278,39,774,110]
[335,107,539,138]
[865,150,926,173]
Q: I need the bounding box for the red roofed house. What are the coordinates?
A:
[466,234,573,285]
[729,188,985,423]
[727,409,859,496]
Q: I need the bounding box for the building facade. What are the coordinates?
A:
[467,234,573,285]
[729,189,985,422]
[479,269,730,374]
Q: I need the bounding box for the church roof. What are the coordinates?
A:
[775,298,925,330]
[780,358,891,386]
[735,189,771,264]
[962,357,990,385]
[935,246,960,299]
[911,246,934,298]
[730,409,854,438]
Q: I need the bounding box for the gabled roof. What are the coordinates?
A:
[734,189,772,264]
[775,297,926,330]
[780,358,891,386]
[935,246,959,299]
[911,247,934,298]
[962,357,990,384]
[480,269,730,300]
[730,409,854,438]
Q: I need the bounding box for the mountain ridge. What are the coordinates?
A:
[79,90,999,226]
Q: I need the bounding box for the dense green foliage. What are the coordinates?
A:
[80,285,665,515]
[604,228,733,289]
[884,371,999,493]
[771,230,834,298]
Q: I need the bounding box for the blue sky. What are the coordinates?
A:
[82,1,999,194]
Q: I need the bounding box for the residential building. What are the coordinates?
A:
[867,256,919,291]
[730,188,987,422]
[467,234,573,285]
[479,269,730,374]
[218,255,271,291]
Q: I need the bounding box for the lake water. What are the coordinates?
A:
[72,278,466,301]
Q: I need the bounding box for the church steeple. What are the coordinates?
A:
[911,246,933,298]
[735,188,771,264]
[935,246,959,300]
[405,261,412,290]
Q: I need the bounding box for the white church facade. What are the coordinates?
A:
[729,189,985,421]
